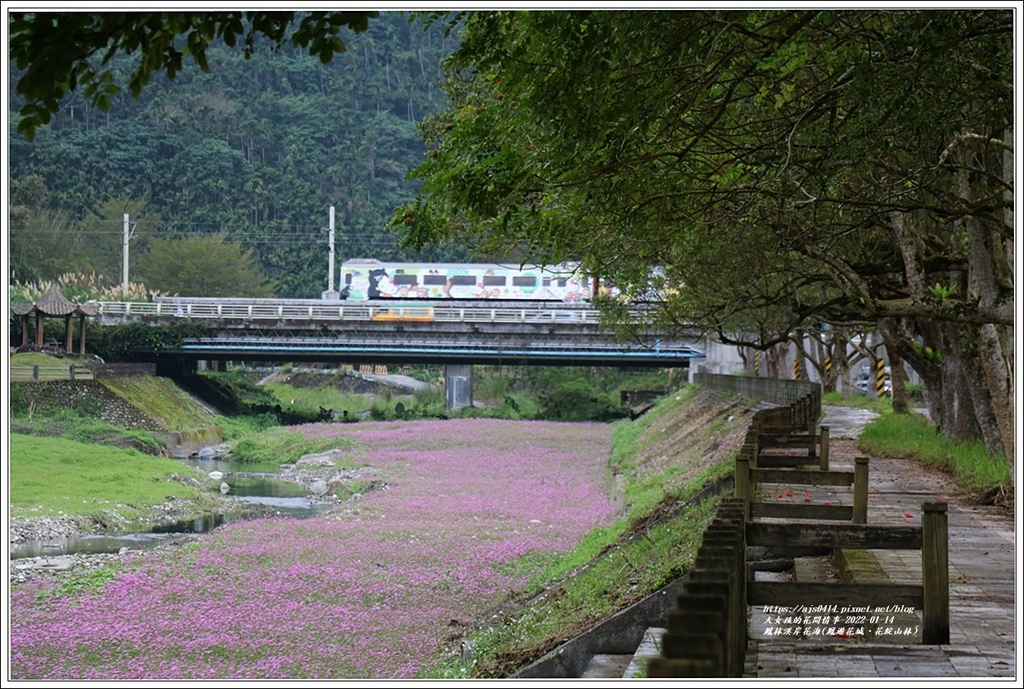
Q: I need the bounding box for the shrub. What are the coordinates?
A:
[538,380,630,422]
[228,427,354,464]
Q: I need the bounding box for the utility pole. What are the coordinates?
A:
[328,205,336,293]
[322,206,339,299]
[121,214,138,298]
[122,214,134,297]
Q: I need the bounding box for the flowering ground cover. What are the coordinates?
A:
[9,418,618,680]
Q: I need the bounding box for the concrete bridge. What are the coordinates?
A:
[93,298,707,408]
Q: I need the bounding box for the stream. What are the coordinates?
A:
[10,453,336,560]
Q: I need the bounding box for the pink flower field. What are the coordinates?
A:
[9,418,618,680]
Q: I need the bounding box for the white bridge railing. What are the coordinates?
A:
[94,300,655,326]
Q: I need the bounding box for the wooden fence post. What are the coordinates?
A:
[819,425,830,470]
[32,365,39,381]
[853,457,869,524]
[735,454,751,522]
[921,501,950,644]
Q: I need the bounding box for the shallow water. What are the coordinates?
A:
[10,456,332,560]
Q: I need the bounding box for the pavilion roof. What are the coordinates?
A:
[10,284,98,317]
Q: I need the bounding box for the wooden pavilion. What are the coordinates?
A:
[10,284,98,355]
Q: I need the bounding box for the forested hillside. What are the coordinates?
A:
[8,12,463,298]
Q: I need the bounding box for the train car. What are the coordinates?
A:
[339,258,592,302]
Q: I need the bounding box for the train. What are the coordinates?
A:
[338,258,601,302]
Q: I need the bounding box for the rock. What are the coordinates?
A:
[327,478,352,497]
[36,558,75,572]
[220,482,231,494]
[168,473,203,489]
[208,471,224,480]
[310,480,328,496]
[197,447,216,460]
[296,449,348,467]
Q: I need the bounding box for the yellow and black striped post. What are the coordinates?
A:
[754,351,761,377]
[825,355,832,378]
[875,358,887,397]
[793,356,801,380]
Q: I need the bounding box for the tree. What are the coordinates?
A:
[8,175,77,282]
[77,195,161,281]
[9,12,458,298]
[9,11,379,139]
[134,232,275,297]
[396,10,1014,465]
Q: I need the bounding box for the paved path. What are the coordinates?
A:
[745,406,1018,681]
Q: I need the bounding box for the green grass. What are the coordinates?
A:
[858,412,1012,490]
[37,566,120,601]
[10,351,93,367]
[213,413,280,441]
[824,389,1011,492]
[822,389,893,412]
[9,351,96,380]
[100,376,216,431]
[9,412,166,454]
[9,433,209,522]
[228,426,361,465]
[264,381,418,417]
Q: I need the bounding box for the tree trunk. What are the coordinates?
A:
[831,330,852,394]
[877,317,943,426]
[937,323,981,442]
[960,323,1008,462]
[887,340,910,414]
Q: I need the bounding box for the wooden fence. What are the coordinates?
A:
[10,363,156,382]
[649,378,950,677]
[10,365,94,382]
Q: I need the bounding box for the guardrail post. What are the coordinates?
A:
[32,365,39,381]
[69,365,75,380]
[819,425,830,470]
[921,501,950,644]
[735,454,752,522]
[853,457,869,524]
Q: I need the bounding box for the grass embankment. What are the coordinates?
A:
[428,385,756,678]
[8,434,209,523]
[10,352,217,453]
[228,426,361,465]
[100,375,214,432]
[263,380,424,419]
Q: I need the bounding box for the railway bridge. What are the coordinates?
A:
[93,297,707,409]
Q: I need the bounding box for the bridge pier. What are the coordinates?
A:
[445,364,473,411]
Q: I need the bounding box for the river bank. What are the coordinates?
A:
[7,440,380,586]
[9,416,631,680]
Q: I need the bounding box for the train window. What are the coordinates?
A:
[423,275,447,285]
[482,275,506,286]
[512,276,537,287]
[450,275,477,286]
[542,277,568,287]
[393,274,418,285]
[345,274,353,285]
